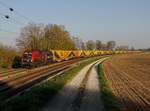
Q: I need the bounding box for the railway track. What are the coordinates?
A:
[0,60,85,81]
[0,69,27,80]
[0,69,15,74]
[0,57,92,105]
[0,69,26,76]
[0,62,71,79]
[103,54,150,111]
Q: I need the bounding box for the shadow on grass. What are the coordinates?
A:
[0,67,149,111]
[0,81,16,109]
[2,82,149,111]
[1,56,148,111]
[1,57,100,111]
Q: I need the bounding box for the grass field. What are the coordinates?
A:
[98,64,121,111]
[103,53,150,111]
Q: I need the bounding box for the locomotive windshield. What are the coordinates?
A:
[22,52,32,61]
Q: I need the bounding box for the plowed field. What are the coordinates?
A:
[103,53,150,111]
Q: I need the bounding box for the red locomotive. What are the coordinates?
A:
[22,50,53,67]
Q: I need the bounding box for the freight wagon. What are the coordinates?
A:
[21,50,127,67]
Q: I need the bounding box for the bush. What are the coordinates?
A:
[0,63,8,68]
[12,56,22,68]
[0,43,19,68]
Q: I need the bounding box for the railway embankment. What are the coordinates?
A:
[1,57,102,111]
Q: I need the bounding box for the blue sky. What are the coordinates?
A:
[0,0,150,48]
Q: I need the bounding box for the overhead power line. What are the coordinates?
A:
[0,1,33,35]
[0,12,10,19]
[0,12,24,26]
[0,1,33,23]
[0,28,19,34]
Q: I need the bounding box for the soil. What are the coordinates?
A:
[103,53,150,111]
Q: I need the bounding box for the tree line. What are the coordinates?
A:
[0,23,134,68]
[73,37,116,50]
[17,24,75,50]
[17,23,117,51]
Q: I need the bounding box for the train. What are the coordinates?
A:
[20,50,127,67]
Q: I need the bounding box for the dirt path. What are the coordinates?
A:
[79,62,104,111]
[41,58,107,111]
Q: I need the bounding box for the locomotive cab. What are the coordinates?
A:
[21,50,54,68]
[22,51,33,67]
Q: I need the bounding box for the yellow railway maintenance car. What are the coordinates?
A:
[51,50,72,62]
[72,50,84,58]
[21,50,127,67]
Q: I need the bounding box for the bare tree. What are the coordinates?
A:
[101,43,107,50]
[107,41,116,50]
[96,40,102,50]
[81,42,86,50]
[116,45,129,51]
[16,23,43,50]
[72,37,85,50]
[43,24,75,50]
[16,23,76,50]
[86,40,95,50]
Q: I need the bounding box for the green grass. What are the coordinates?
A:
[2,57,101,111]
[0,68,7,72]
[98,64,121,111]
